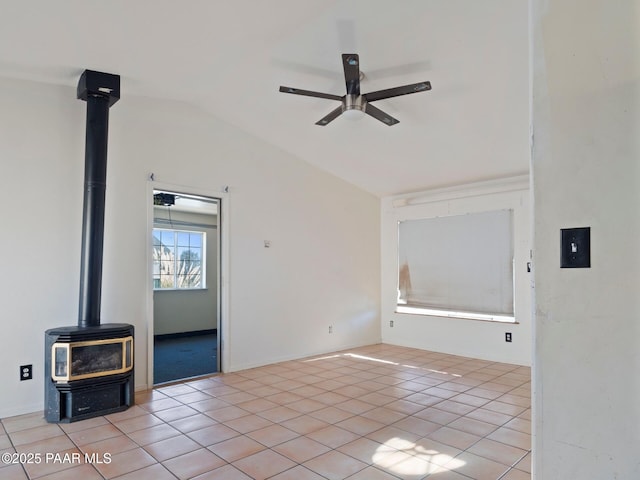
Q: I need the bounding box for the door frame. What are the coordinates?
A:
[146,180,229,388]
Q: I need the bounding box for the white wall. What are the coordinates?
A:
[531,0,640,478]
[0,76,380,418]
[381,177,531,366]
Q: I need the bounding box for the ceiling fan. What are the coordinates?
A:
[279,53,431,126]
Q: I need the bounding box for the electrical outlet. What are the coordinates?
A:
[20,364,33,381]
[390,320,394,328]
[328,326,333,334]
[505,332,512,343]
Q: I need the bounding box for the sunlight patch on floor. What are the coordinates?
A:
[373,437,466,477]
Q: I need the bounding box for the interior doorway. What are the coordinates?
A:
[151,189,221,384]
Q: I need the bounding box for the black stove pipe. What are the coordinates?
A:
[76,70,120,328]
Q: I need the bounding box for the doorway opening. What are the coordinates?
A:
[151,189,221,384]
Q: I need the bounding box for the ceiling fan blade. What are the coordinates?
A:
[364,103,399,126]
[341,54,360,96]
[364,81,431,103]
[279,86,342,101]
[315,106,344,126]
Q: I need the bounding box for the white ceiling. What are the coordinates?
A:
[0,0,530,197]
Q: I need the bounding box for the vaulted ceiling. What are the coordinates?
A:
[0,0,529,197]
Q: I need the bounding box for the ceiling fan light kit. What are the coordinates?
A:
[279,53,431,126]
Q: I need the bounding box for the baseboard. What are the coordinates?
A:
[154,329,217,341]
[225,340,383,373]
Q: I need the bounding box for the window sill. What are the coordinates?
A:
[153,288,208,292]
[395,305,517,324]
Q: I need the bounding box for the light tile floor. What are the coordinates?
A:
[0,344,531,479]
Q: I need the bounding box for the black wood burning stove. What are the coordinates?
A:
[45,70,134,423]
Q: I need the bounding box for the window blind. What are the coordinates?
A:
[398,209,514,316]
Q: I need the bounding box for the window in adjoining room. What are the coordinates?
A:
[153,229,205,289]
[397,209,514,322]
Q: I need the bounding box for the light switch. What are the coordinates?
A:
[561,227,590,268]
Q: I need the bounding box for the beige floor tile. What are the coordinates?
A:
[393,417,440,437]
[430,400,476,416]
[0,463,29,480]
[191,463,253,479]
[207,434,266,462]
[430,426,482,450]
[9,424,64,447]
[21,448,84,479]
[172,390,212,404]
[487,427,531,450]
[483,400,528,417]
[246,424,299,447]
[446,451,510,480]
[280,415,329,435]
[126,423,180,446]
[307,424,360,448]
[3,344,532,480]
[286,399,326,414]
[111,414,164,434]
[223,413,273,434]
[335,398,377,415]
[35,463,102,480]
[109,462,177,480]
[169,413,218,433]
[188,397,231,413]
[263,391,304,405]
[303,449,368,480]
[411,437,463,467]
[232,449,297,480]
[268,464,326,479]
[93,447,157,479]
[105,405,148,422]
[513,451,532,473]
[137,397,183,413]
[14,434,75,455]
[504,417,532,434]
[203,405,250,423]
[187,423,240,446]
[67,424,122,446]
[414,407,460,425]
[273,435,331,463]
[1,412,48,434]
[151,405,199,423]
[162,448,226,479]
[337,436,394,465]
[143,434,201,462]
[366,425,421,449]
[309,406,354,424]
[371,448,440,478]
[501,468,532,480]
[256,406,301,423]
[467,437,529,466]
[236,398,279,413]
[58,416,108,434]
[447,417,499,437]
[465,407,514,426]
[79,434,139,457]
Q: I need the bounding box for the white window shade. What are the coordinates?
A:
[398,209,514,316]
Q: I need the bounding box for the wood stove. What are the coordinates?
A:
[45,70,134,423]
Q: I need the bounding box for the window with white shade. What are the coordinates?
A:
[397,209,514,322]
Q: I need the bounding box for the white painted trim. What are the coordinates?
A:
[390,174,530,208]
[146,179,229,388]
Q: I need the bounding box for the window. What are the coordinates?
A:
[153,229,205,289]
[397,209,514,322]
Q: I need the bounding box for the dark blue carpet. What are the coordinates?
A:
[154,333,218,384]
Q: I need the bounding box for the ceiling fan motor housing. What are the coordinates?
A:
[344,94,366,112]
